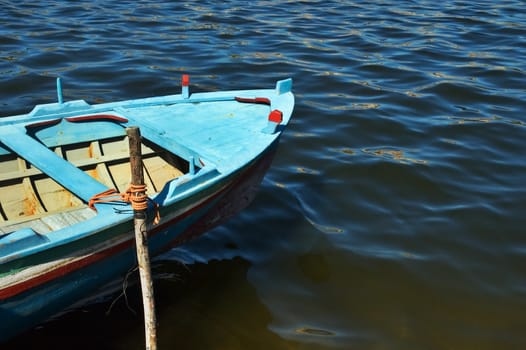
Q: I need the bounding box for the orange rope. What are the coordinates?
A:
[88,188,124,209]
[126,184,148,211]
[89,185,160,224]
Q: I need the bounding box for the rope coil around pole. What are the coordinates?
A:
[128,184,149,211]
[88,185,160,224]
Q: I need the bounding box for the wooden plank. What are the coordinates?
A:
[142,156,184,193]
[0,134,160,182]
[0,179,42,220]
[0,125,108,202]
[0,206,96,235]
[33,176,83,212]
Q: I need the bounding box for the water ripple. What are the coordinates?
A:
[2,0,526,349]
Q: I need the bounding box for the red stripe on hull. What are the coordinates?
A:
[0,239,132,300]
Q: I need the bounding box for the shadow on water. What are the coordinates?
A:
[3,257,321,350]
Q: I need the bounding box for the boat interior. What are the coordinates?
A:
[0,119,190,235]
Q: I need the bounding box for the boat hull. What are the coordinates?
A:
[0,140,278,342]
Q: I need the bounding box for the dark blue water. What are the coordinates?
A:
[2,1,526,349]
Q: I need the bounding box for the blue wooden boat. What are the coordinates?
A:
[0,76,294,342]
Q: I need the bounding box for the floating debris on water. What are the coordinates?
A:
[362,148,427,165]
[295,327,336,336]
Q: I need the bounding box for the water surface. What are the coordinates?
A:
[2,1,526,349]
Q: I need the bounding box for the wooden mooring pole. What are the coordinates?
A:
[127,126,158,350]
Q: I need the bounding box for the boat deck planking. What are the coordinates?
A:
[0,135,187,235]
